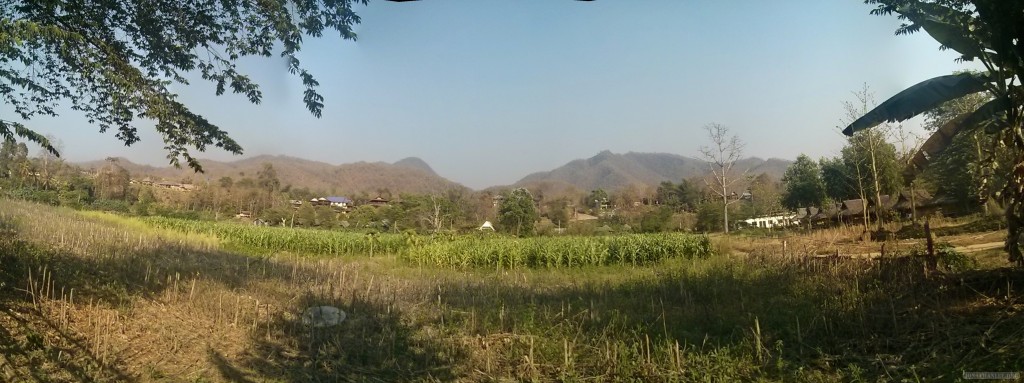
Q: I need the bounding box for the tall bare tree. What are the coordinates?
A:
[699,123,746,233]
[841,84,900,235]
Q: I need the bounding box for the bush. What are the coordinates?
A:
[637,207,673,233]
[91,199,131,213]
[905,242,979,273]
[936,243,979,272]
[695,202,724,232]
[4,188,59,205]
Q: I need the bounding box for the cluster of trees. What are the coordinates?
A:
[0,141,133,210]
[841,0,1023,263]
[780,86,907,233]
[781,85,1003,232]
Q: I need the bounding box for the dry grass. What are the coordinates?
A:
[730,215,1007,260]
[2,200,1024,382]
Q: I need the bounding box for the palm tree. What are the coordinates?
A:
[847,1,1024,264]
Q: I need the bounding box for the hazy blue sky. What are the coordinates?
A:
[26,1,978,189]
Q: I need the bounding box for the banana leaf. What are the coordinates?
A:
[900,2,983,60]
[843,73,989,136]
[903,97,1010,181]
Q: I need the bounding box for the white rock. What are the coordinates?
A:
[301,306,346,327]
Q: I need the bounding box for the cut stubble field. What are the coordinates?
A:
[1,199,1023,382]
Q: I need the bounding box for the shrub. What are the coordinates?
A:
[936,243,979,272]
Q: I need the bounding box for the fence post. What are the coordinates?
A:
[924,220,937,277]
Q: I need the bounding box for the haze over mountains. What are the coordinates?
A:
[79,151,792,195]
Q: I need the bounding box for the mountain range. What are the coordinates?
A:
[79,155,466,196]
[78,151,792,195]
[512,151,791,193]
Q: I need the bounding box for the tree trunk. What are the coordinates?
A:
[975,133,989,215]
[722,191,729,234]
[854,160,870,238]
[867,130,885,232]
[910,182,917,225]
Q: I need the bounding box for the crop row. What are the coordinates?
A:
[403,234,713,268]
[142,217,713,268]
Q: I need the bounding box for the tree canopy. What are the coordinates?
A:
[781,154,826,210]
[840,129,902,200]
[851,0,1024,263]
[656,178,701,212]
[499,188,539,236]
[1,0,367,170]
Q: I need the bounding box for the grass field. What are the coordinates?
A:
[1,199,1023,382]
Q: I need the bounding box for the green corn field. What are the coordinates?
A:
[141,216,713,269]
[141,216,410,256]
[403,233,714,269]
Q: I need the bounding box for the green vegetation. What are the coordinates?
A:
[782,154,827,211]
[849,1,1024,264]
[141,215,713,269]
[498,188,540,236]
[404,233,712,269]
[142,216,409,256]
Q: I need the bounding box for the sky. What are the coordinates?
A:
[23,1,980,189]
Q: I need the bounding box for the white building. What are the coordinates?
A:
[741,213,798,229]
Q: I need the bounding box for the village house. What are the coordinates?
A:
[839,198,867,222]
[326,196,352,208]
[741,212,798,229]
[813,202,841,224]
[888,190,929,218]
[153,182,196,192]
[569,210,599,223]
[367,196,390,207]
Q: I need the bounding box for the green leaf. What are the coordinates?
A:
[900,2,982,60]
[0,120,58,156]
[842,73,989,136]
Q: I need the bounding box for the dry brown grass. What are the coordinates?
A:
[3,201,1023,382]
[729,215,1006,261]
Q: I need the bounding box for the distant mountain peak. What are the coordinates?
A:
[586,150,617,166]
[515,150,792,192]
[393,157,436,175]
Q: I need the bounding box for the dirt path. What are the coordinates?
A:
[956,241,1006,253]
[810,241,1005,259]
